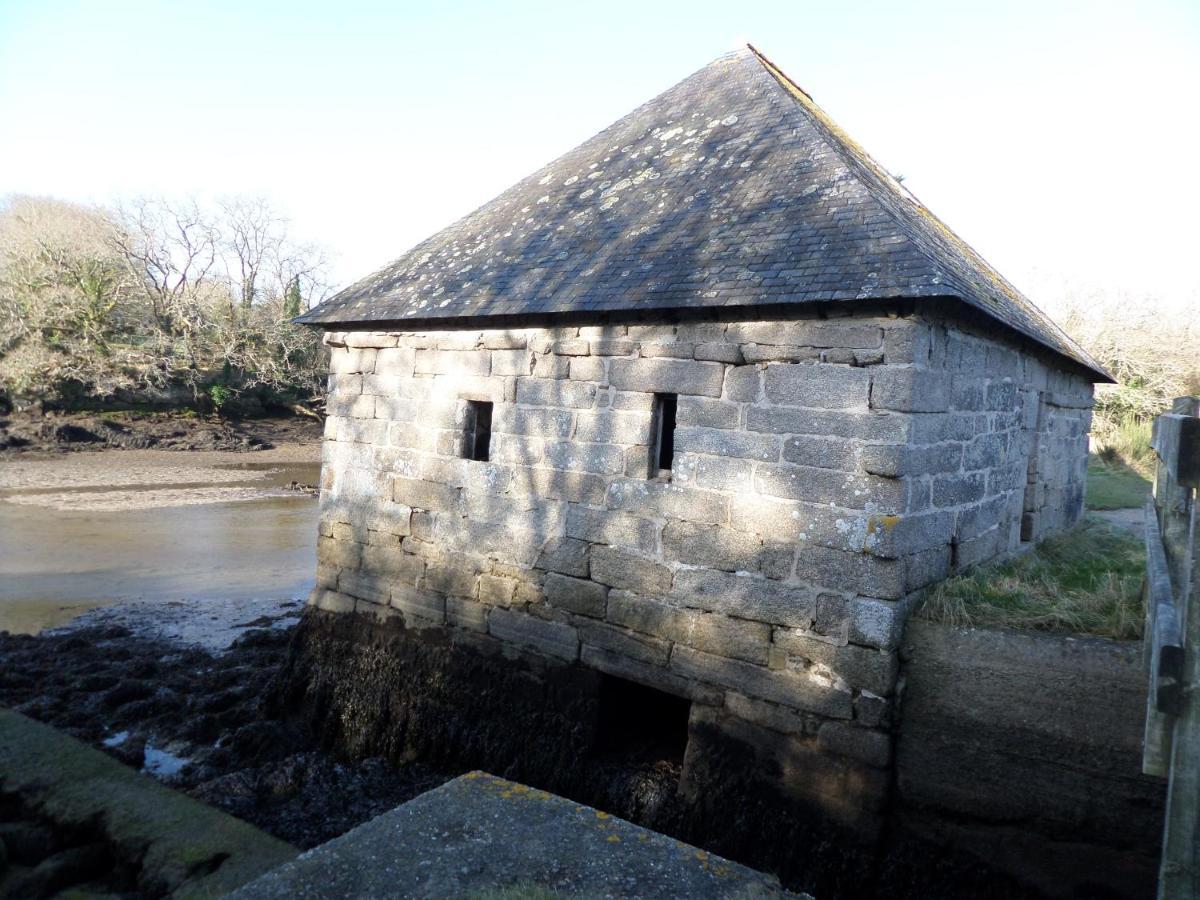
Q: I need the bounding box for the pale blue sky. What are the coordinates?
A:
[1,0,1196,312]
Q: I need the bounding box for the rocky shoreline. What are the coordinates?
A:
[0,620,452,852]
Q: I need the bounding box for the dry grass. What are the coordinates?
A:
[918,516,1145,639]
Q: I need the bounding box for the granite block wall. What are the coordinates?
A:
[307,309,1093,827]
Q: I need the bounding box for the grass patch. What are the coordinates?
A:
[1087,455,1152,510]
[918,516,1145,639]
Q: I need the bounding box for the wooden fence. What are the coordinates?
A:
[1143,396,1200,898]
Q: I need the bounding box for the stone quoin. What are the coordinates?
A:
[290,45,1109,838]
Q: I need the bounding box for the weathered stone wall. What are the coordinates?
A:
[308,307,1093,828]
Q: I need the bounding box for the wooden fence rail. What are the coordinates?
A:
[1144,396,1200,898]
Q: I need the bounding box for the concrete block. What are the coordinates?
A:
[608,358,725,397]
[590,546,673,595]
[489,607,579,661]
[544,573,608,618]
[764,363,870,409]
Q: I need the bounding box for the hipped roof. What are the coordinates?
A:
[299,45,1108,381]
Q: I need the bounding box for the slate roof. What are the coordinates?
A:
[300,45,1107,380]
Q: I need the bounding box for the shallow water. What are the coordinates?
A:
[0,456,321,634]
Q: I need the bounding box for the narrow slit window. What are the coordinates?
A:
[463,401,493,462]
[652,393,678,474]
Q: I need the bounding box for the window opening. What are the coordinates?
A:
[463,401,493,462]
[652,393,678,475]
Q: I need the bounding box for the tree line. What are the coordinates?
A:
[0,194,330,414]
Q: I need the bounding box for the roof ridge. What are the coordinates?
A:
[745,43,1105,377]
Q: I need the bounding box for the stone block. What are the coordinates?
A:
[673,427,779,461]
[579,622,670,666]
[532,354,570,379]
[590,546,673,595]
[516,377,597,408]
[489,608,579,661]
[763,363,870,409]
[606,480,729,525]
[724,365,762,401]
[859,442,963,478]
[932,472,988,507]
[513,468,607,505]
[543,441,626,475]
[727,320,883,349]
[309,589,356,614]
[661,520,761,571]
[490,435,546,466]
[676,396,739,429]
[870,368,950,412]
[328,347,376,374]
[414,349,490,376]
[725,692,820,736]
[343,331,397,349]
[745,407,909,442]
[580,646,724,705]
[781,436,857,471]
[534,537,590,577]
[742,345,821,364]
[793,546,905,600]
[672,454,754,492]
[848,598,901,650]
[392,476,460,511]
[754,464,905,511]
[695,342,742,363]
[544,573,608,618]
[477,573,517,606]
[433,331,482,350]
[482,330,529,350]
[773,630,899,695]
[608,358,724,397]
[817,721,891,768]
[374,347,416,376]
[670,645,852,718]
[592,339,636,356]
[565,506,657,552]
[812,592,851,645]
[672,569,814,629]
[490,349,534,376]
[568,357,606,382]
[339,570,391,606]
[317,535,362,570]
[391,584,447,624]
[423,552,482,597]
[446,596,489,632]
[574,411,652,445]
[360,545,425,585]
[552,339,590,356]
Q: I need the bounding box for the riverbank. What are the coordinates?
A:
[0,408,324,456]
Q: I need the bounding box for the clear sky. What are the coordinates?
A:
[1,0,1196,313]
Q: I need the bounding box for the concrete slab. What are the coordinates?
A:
[0,708,297,898]
[227,771,799,899]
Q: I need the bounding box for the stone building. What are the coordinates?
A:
[292,46,1108,841]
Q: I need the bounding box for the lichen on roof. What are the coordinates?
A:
[299,45,1107,380]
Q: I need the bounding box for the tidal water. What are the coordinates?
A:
[0,457,321,634]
